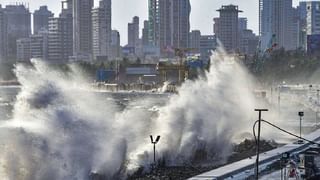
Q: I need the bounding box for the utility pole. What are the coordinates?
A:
[270,86,273,107]
[254,109,268,180]
[278,85,281,120]
[317,90,319,126]
[298,111,304,143]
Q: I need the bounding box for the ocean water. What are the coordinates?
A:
[0,48,315,179]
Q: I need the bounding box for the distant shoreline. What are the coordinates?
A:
[0,81,20,86]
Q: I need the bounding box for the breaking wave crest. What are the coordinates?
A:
[0,49,255,179]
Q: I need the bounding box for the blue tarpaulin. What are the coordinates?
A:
[187,60,204,69]
[96,69,115,82]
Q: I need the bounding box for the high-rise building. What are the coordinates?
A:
[213,17,220,35]
[158,0,171,51]
[0,5,7,61]
[239,17,259,55]
[110,30,121,59]
[291,7,299,50]
[102,0,112,56]
[92,7,107,60]
[73,0,94,59]
[92,0,112,60]
[33,6,54,34]
[148,0,161,47]
[148,0,191,55]
[48,17,70,61]
[238,17,247,31]
[260,0,298,51]
[237,17,259,55]
[4,4,31,60]
[128,16,139,50]
[299,1,320,35]
[298,1,320,50]
[48,1,73,62]
[171,0,191,49]
[188,30,201,52]
[142,20,149,46]
[16,38,31,62]
[214,5,242,52]
[30,29,49,60]
[239,29,259,55]
[61,0,73,59]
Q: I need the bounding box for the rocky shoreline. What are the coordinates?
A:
[127,139,278,180]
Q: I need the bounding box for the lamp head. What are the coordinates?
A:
[155,136,160,143]
[150,135,161,144]
[298,111,304,117]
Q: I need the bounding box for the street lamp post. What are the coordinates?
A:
[309,84,313,92]
[254,109,268,180]
[298,111,304,143]
[270,86,273,106]
[280,152,290,180]
[150,135,161,166]
[278,85,281,120]
[317,90,319,126]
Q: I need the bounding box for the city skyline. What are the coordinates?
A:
[1,0,303,46]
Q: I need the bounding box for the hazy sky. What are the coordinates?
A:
[1,0,302,45]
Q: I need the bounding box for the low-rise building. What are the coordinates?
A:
[200,35,217,62]
[30,29,49,60]
[307,34,320,55]
[189,30,201,52]
[120,64,159,84]
[240,29,259,55]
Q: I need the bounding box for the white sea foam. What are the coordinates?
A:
[0,48,257,179]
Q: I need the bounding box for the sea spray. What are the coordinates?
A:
[1,60,130,179]
[128,48,256,168]
[0,48,257,179]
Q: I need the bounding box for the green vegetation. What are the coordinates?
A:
[2,53,320,84]
[0,58,140,81]
[250,49,320,84]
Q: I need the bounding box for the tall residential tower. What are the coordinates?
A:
[33,6,54,34]
[298,1,320,49]
[260,0,298,51]
[4,4,31,60]
[48,0,73,62]
[127,16,139,50]
[73,0,94,59]
[148,0,191,56]
[171,0,191,49]
[92,0,112,60]
[0,5,7,61]
[214,5,242,52]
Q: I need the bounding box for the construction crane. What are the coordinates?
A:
[157,47,197,84]
[255,34,278,72]
[174,48,198,83]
